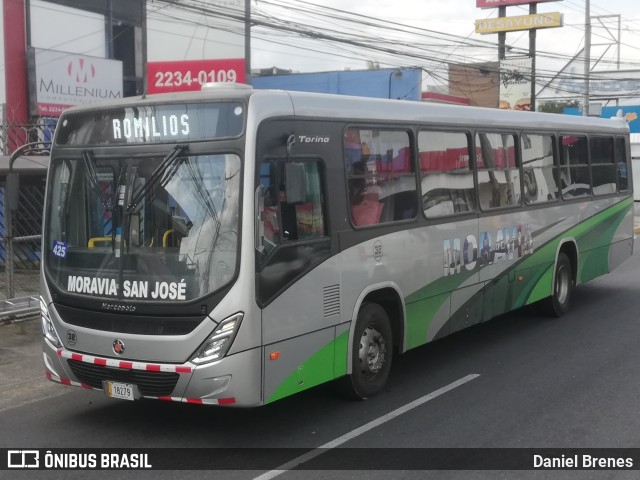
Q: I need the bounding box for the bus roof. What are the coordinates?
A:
[61,85,629,135]
[280,89,629,134]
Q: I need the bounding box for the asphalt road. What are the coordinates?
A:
[2,246,640,480]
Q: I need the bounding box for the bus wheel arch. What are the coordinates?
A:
[341,286,405,400]
[544,241,577,317]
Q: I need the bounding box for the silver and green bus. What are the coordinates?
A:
[41,84,633,406]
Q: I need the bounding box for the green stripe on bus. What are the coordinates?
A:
[404,197,632,347]
[405,292,449,349]
[524,264,554,306]
[266,330,349,404]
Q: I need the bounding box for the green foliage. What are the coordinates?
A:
[538,100,579,114]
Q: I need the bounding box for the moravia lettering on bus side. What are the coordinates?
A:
[67,275,187,300]
[443,224,533,277]
[112,114,190,141]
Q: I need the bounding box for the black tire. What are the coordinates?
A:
[543,252,574,317]
[340,302,393,400]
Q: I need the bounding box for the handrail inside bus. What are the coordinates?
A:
[162,229,174,248]
[87,237,112,248]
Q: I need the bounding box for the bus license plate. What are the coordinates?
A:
[105,381,136,401]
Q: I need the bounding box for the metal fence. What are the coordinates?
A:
[1,107,52,319]
[1,108,56,155]
[1,177,45,300]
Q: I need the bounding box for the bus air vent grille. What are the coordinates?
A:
[67,359,180,396]
[323,284,340,318]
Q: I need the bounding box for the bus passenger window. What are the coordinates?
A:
[590,136,617,196]
[521,133,558,204]
[559,135,590,199]
[616,136,629,191]
[418,130,475,217]
[476,132,521,210]
[345,128,417,226]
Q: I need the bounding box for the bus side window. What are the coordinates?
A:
[476,132,520,210]
[559,135,590,199]
[521,133,558,205]
[258,160,327,253]
[615,136,629,192]
[260,162,281,252]
[418,130,475,217]
[345,127,417,226]
[591,136,617,196]
[285,161,326,240]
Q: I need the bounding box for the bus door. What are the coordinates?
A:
[255,121,341,403]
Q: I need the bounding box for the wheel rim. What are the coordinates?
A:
[358,325,387,380]
[556,263,570,305]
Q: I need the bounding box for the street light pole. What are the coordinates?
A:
[583,0,591,116]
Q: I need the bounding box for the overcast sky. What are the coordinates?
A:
[143,0,640,98]
[248,0,640,74]
[2,0,639,105]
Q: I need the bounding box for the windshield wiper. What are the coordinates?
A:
[82,150,110,211]
[127,144,188,212]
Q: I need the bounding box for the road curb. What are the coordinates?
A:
[0,314,38,326]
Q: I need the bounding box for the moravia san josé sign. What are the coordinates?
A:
[28,48,123,117]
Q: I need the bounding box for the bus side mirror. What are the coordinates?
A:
[5,172,20,211]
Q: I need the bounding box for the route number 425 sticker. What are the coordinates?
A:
[52,240,68,259]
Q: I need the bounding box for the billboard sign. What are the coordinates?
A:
[29,48,123,117]
[475,12,563,34]
[543,68,640,99]
[499,58,532,111]
[476,0,560,8]
[147,59,246,94]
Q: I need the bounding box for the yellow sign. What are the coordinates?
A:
[475,12,563,34]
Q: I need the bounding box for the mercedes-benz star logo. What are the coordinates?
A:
[112,339,125,355]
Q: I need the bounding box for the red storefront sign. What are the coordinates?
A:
[147,59,246,94]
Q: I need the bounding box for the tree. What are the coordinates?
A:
[538,100,579,114]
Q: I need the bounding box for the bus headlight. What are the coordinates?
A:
[191,313,243,365]
[40,296,62,348]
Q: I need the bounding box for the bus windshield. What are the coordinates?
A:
[44,149,241,302]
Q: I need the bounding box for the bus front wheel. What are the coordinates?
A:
[543,252,574,317]
[341,302,393,400]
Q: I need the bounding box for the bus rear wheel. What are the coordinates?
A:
[543,252,574,317]
[340,302,393,400]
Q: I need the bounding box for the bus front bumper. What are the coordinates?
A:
[42,338,263,407]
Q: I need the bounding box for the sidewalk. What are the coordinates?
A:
[0,317,66,412]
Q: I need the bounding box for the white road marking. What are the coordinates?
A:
[253,373,480,480]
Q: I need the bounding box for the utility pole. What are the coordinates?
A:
[245,0,251,85]
[582,0,591,116]
[498,6,506,60]
[529,2,536,112]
